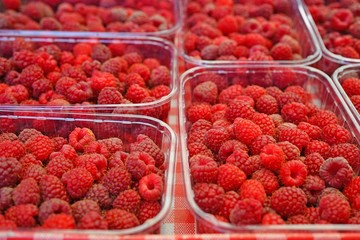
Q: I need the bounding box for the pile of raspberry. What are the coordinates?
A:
[183,0,304,61]
[305,0,360,59]
[341,76,360,114]
[0,38,172,120]
[0,0,175,33]
[0,126,166,230]
[186,70,360,232]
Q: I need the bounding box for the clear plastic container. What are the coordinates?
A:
[0,113,176,236]
[333,64,360,124]
[178,0,321,68]
[0,0,182,39]
[299,1,360,75]
[0,35,177,121]
[179,65,360,233]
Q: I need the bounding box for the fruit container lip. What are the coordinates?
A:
[333,64,360,124]
[179,65,360,233]
[299,0,360,65]
[0,34,177,114]
[178,0,322,67]
[0,0,183,39]
[0,113,177,236]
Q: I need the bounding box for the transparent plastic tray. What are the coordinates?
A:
[333,64,360,124]
[0,0,182,39]
[0,35,177,121]
[179,65,360,233]
[178,0,321,67]
[0,113,176,236]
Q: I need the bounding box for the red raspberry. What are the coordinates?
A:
[0,133,17,142]
[57,144,77,160]
[255,94,279,115]
[302,175,326,205]
[69,127,96,152]
[319,193,351,223]
[279,160,307,187]
[304,153,325,176]
[0,187,14,211]
[72,199,101,222]
[217,15,238,35]
[149,66,171,87]
[244,33,271,48]
[23,164,46,183]
[344,177,360,205]
[193,183,224,214]
[101,57,127,77]
[0,218,17,230]
[217,163,246,192]
[112,189,141,215]
[190,154,218,184]
[105,209,140,230]
[126,151,155,181]
[240,179,266,205]
[91,44,112,63]
[5,85,29,103]
[233,118,262,146]
[13,51,36,69]
[329,143,360,173]
[278,128,310,152]
[229,198,262,225]
[125,73,145,88]
[78,211,108,230]
[342,78,360,97]
[218,140,248,162]
[330,9,353,31]
[218,85,243,105]
[88,71,118,94]
[250,135,276,155]
[252,168,279,194]
[262,212,285,225]
[25,135,54,162]
[305,207,320,224]
[260,143,286,172]
[12,178,40,206]
[125,84,150,103]
[204,127,231,153]
[287,215,310,224]
[243,85,266,102]
[65,81,93,104]
[225,101,256,122]
[251,113,275,136]
[350,95,360,112]
[281,102,308,124]
[102,167,131,196]
[19,64,44,88]
[122,52,143,66]
[51,137,68,151]
[277,141,300,161]
[271,187,307,218]
[137,201,161,224]
[46,155,73,178]
[85,183,112,209]
[130,134,164,167]
[5,204,38,228]
[0,157,21,188]
[61,167,93,199]
[128,63,150,81]
[305,140,330,159]
[38,198,71,224]
[151,85,171,99]
[270,43,293,60]
[139,173,163,202]
[187,104,212,124]
[218,191,240,219]
[75,153,107,180]
[297,122,322,140]
[55,77,77,96]
[98,138,123,154]
[42,213,75,229]
[226,149,249,169]
[322,124,351,145]
[218,39,237,56]
[0,140,26,159]
[192,81,218,105]
[308,110,339,129]
[319,157,353,189]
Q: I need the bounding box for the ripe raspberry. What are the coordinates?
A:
[42,213,75,229]
[251,113,275,136]
[139,173,163,202]
[218,85,243,105]
[305,140,330,159]
[149,65,171,87]
[217,163,246,192]
[61,167,93,199]
[204,127,231,153]
[130,134,164,167]
[330,9,353,31]
[68,127,96,152]
[217,15,238,35]
[75,153,107,180]
[260,144,286,172]
[0,218,17,230]
[218,191,240,219]
[229,198,262,225]
[46,155,73,178]
[51,137,68,152]
[193,183,224,214]
[304,153,325,176]
[39,175,68,202]
[105,209,140,229]
[12,178,40,206]
[218,140,248,162]
[279,160,307,187]
[137,201,161,224]
[0,140,26,159]
[218,39,237,56]
[319,193,351,223]
[25,135,54,161]
[87,71,118,94]
[225,101,256,122]
[262,212,285,225]
[226,149,249,170]
[344,177,360,205]
[0,157,21,188]
[65,81,93,104]
[23,164,46,183]
[308,110,339,129]
[322,124,352,145]
[190,154,218,184]
[281,102,308,124]
[98,137,123,154]
[5,204,38,228]
[277,92,303,108]
[13,51,36,69]
[192,81,218,105]
[112,189,141,215]
[278,128,310,151]
[255,94,279,115]
[342,78,360,97]
[0,133,17,142]
[270,43,293,60]
[250,135,276,155]
[126,151,155,181]
[78,211,108,230]
[287,215,310,224]
[271,187,307,218]
[329,143,360,174]
[101,57,127,77]
[302,175,326,205]
[297,122,322,140]
[72,199,101,222]
[125,84,150,103]
[187,103,212,123]
[319,157,353,189]
[0,187,13,211]
[252,168,279,194]
[5,85,29,103]
[85,183,112,209]
[233,118,262,146]
[239,179,266,205]
[38,198,71,224]
[91,44,112,63]
[102,167,131,196]
[57,144,78,160]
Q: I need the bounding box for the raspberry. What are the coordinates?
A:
[225,101,256,122]
[218,140,248,162]
[0,157,21,188]
[139,173,163,202]
[252,168,279,194]
[5,85,29,103]
[12,178,40,206]
[112,189,141,215]
[0,187,13,211]
[190,154,218,184]
[61,167,93,199]
[239,179,266,205]
[308,110,339,129]
[342,78,360,97]
[0,140,26,159]
[262,212,285,225]
[88,71,118,94]
[322,124,351,145]
[330,9,353,31]
[217,163,246,192]
[319,157,353,189]
[68,127,96,152]
[194,183,224,214]
[91,44,112,63]
[277,141,300,161]
[126,151,155,181]
[102,167,131,196]
[192,81,218,105]
[344,177,360,205]
[271,187,307,218]
[218,85,243,105]
[46,155,73,178]
[260,143,286,172]
[233,118,262,146]
[229,199,262,225]
[65,81,93,104]
[251,113,275,136]
[130,134,164,167]
[125,84,150,103]
[281,102,308,124]
[23,164,46,183]
[329,143,360,173]
[255,94,279,115]
[287,215,310,224]
[305,140,330,158]
[39,175,68,202]
[75,153,107,180]
[0,218,16,230]
[218,191,240,219]
[319,193,351,223]
[78,211,108,230]
[71,199,101,222]
[270,42,293,60]
[105,209,140,229]
[128,63,150,81]
[225,149,249,170]
[125,73,145,88]
[42,213,75,229]
[302,175,326,205]
[278,128,310,152]
[5,204,38,228]
[304,153,325,176]
[51,137,68,152]
[250,135,276,155]
[25,135,54,161]
[13,51,36,69]
[38,198,71,224]
[83,184,110,209]
[204,127,231,153]
[297,122,322,140]
[0,133,17,142]
[218,39,237,56]
[98,138,123,154]
[279,160,307,187]
[137,201,161,224]
[305,207,320,224]
[149,66,171,87]
[101,57,126,77]
[200,44,219,60]
[57,144,77,160]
